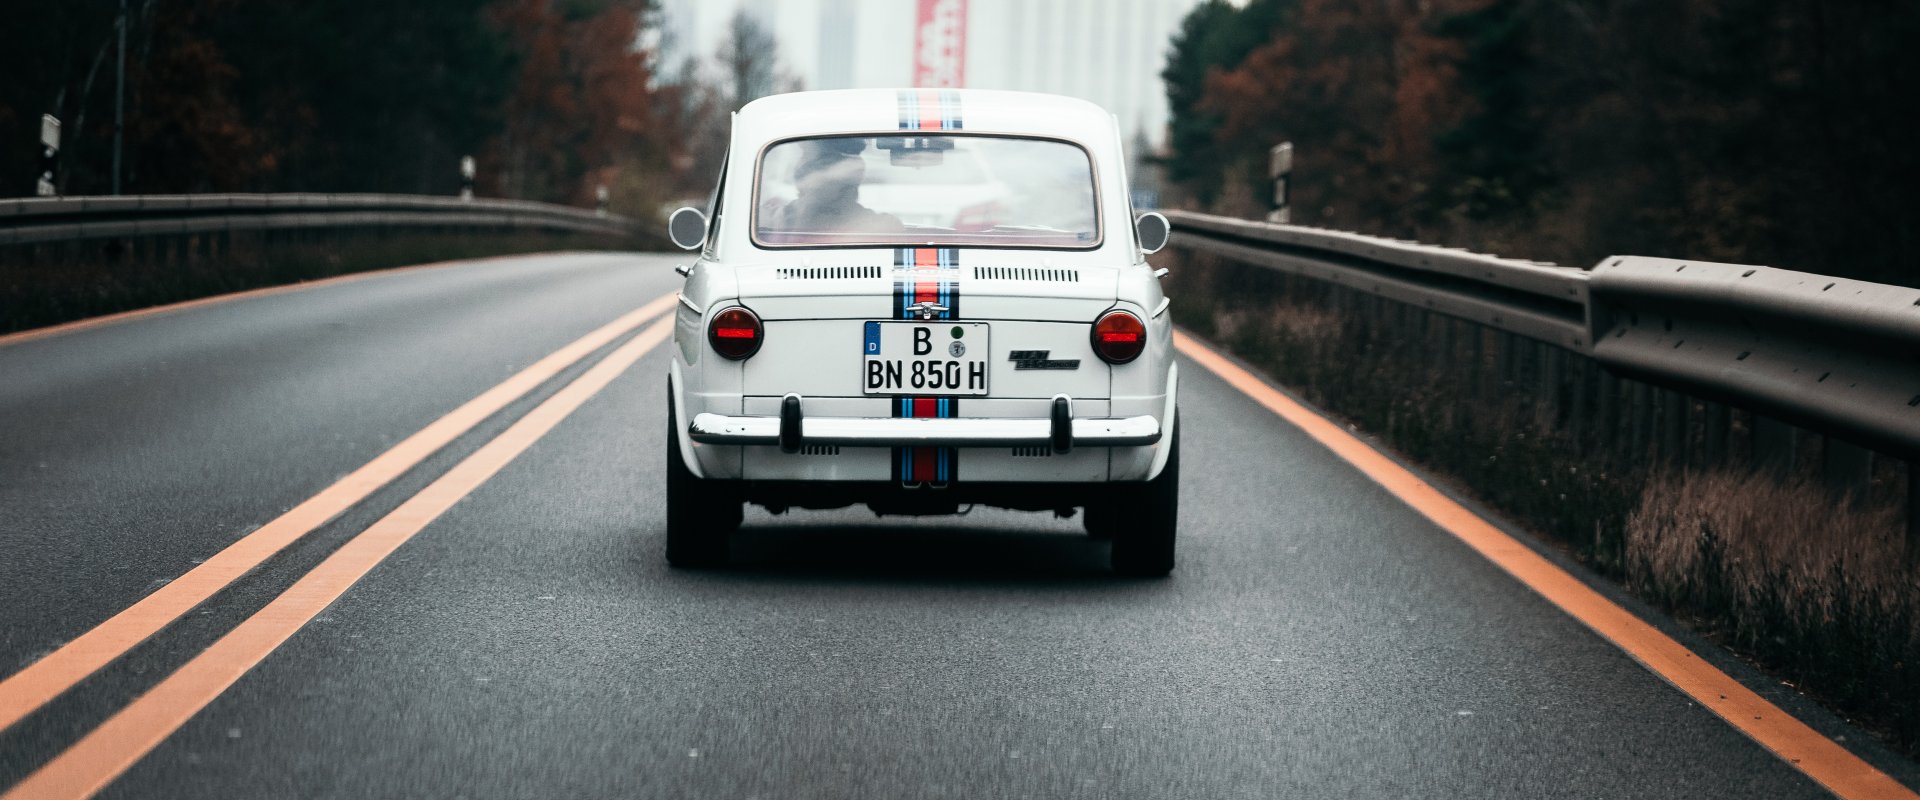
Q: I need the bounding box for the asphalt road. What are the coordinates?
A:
[1,251,1915,798]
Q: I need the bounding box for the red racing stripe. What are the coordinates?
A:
[917,88,942,130]
[910,397,939,480]
[914,247,940,305]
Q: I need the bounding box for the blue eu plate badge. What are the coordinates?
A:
[864,321,881,355]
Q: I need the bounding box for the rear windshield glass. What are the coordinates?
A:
[753,135,1098,248]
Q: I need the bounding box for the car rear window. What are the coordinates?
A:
[753,135,1099,249]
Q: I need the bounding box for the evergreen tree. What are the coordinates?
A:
[1161,0,1292,206]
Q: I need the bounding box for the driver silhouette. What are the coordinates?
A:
[767,139,903,234]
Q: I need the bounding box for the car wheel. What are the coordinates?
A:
[665,385,740,568]
[1108,412,1178,577]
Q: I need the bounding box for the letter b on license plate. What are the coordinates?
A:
[862,321,989,396]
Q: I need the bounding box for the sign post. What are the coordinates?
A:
[112,0,126,195]
[37,115,61,197]
[1267,142,1292,224]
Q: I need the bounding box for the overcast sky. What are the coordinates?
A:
[655,0,1205,145]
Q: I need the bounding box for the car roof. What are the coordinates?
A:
[733,89,1118,147]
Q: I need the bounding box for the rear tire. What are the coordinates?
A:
[666,385,740,568]
[1082,504,1116,540]
[1107,412,1178,577]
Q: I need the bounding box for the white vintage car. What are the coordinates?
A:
[664,88,1179,576]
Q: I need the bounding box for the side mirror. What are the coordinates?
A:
[668,206,708,251]
[1134,212,1170,255]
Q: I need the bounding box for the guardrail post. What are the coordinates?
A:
[1596,370,1619,459]
[1703,401,1730,467]
[1568,356,1591,446]
[1466,324,1486,398]
[1628,381,1652,463]
[1821,438,1871,504]
[1752,414,1797,478]
[460,156,476,201]
[1908,464,1919,561]
[1494,331,1513,391]
[1537,343,1563,430]
[1413,307,1432,366]
[1659,389,1686,465]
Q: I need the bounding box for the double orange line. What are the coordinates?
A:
[1,290,678,799]
[6,289,1912,799]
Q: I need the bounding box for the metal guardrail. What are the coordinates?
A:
[0,193,636,245]
[1166,211,1591,351]
[1165,209,1920,461]
[1590,256,1920,460]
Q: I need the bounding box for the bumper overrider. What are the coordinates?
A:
[688,394,1159,454]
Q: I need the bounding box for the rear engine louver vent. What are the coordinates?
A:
[1010,446,1053,458]
[776,266,883,280]
[972,267,1080,282]
[797,445,840,456]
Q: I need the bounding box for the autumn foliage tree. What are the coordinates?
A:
[1159,0,1291,206]
[1169,0,1920,286]
[1200,0,1476,227]
[1,0,683,218]
[486,0,673,210]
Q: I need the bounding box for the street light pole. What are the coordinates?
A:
[112,0,127,195]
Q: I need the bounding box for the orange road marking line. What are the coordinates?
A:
[0,251,594,349]
[3,316,674,800]
[1174,330,1917,800]
[0,291,676,737]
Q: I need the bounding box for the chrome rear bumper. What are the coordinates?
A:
[687,395,1160,452]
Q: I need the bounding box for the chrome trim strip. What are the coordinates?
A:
[1152,297,1171,319]
[676,292,702,314]
[687,413,1161,447]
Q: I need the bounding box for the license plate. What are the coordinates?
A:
[862,321,990,396]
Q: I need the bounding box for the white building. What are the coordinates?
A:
[657,0,1202,145]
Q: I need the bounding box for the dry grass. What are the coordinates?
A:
[1162,244,1920,753]
[1629,471,1920,747]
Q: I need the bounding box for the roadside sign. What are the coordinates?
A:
[913,0,967,88]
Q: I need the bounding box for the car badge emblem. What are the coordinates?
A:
[1008,350,1080,370]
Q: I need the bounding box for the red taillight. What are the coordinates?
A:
[1092,309,1146,364]
[707,306,762,360]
